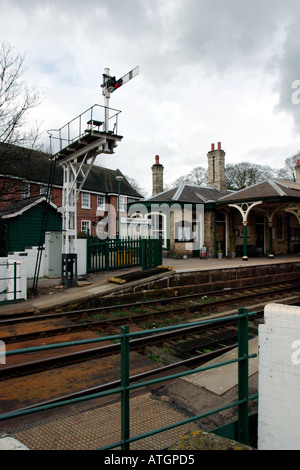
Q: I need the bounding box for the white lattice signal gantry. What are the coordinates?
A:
[47,67,139,286]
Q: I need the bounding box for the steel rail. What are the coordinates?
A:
[3,344,238,415]
[0,282,298,344]
[0,278,298,323]
[0,311,262,379]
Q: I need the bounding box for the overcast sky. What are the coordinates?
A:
[1,0,300,196]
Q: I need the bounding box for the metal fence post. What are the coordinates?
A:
[158,236,163,265]
[105,240,110,271]
[140,238,145,270]
[13,262,17,301]
[238,307,249,445]
[121,325,130,450]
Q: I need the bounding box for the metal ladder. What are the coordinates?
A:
[32,157,57,296]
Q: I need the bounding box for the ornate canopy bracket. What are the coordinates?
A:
[284,204,300,224]
[228,201,263,223]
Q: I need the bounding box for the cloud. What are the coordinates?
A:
[2,0,300,196]
[275,21,300,130]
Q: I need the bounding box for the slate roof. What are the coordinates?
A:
[218,179,300,204]
[143,183,232,204]
[0,142,142,199]
[142,178,300,207]
[0,195,57,219]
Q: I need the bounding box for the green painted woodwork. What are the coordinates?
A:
[6,203,61,252]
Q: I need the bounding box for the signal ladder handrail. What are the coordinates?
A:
[47,104,122,155]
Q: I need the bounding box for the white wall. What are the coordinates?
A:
[258,303,300,450]
[6,234,88,282]
[0,258,27,301]
[77,238,87,276]
[1,235,88,302]
[7,247,42,279]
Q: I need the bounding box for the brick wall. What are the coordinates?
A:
[258,303,300,450]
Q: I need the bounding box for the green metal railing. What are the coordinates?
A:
[0,307,257,449]
[87,237,163,272]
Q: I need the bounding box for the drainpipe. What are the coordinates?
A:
[214,212,217,258]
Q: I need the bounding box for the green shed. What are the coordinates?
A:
[0,195,62,255]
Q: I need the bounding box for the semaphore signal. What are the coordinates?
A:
[102,66,139,95]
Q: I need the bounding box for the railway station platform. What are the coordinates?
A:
[1,254,300,316]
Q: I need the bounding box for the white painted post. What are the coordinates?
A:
[258,303,300,449]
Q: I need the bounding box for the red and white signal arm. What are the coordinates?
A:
[120,66,139,86]
[110,66,139,92]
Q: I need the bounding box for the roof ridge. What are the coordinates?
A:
[173,182,185,200]
[267,178,287,196]
[0,195,58,219]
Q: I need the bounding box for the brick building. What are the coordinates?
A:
[0,143,142,250]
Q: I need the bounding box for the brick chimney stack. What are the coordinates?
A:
[152,155,164,196]
[295,159,300,184]
[207,142,226,192]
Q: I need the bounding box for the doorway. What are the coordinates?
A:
[216,212,226,255]
[256,215,265,256]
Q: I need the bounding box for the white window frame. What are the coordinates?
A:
[81,220,91,234]
[40,185,48,196]
[119,196,126,212]
[97,194,105,210]
[21,182,30,199]
[81,192,90,209]
[146,212,167,248]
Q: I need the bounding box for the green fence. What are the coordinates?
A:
[0,307,257,449]
[87,237,162,272]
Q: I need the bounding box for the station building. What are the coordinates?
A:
[134,143,300,260]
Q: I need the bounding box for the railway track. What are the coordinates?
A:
[0,279,299,416]
[0,279,299,344]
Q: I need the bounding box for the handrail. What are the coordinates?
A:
[47,104,122,155]
[0,308,257,450]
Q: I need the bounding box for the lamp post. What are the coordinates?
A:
[116,175,124,238]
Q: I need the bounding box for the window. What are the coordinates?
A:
[97,194,105,210]
[175,221,193,242]
[21,182,30,199]
[119,196,126,212]
[147,212,167,248]
[40,185,48,196]
[81,220,91,234]
[291,227,300,242]
[81,192,90,209]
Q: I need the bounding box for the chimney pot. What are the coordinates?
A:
[211,143,215,151]
[155,155,159,164]
[218,142,221,150]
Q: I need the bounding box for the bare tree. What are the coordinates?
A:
[171,153,300,194]
[124,174,146,196]
[0,42,41,146]
[0,42,43,207]
[189,166,208,185]
[171,166,208,187]
[225,162,275,190]
[275,152,300,182]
